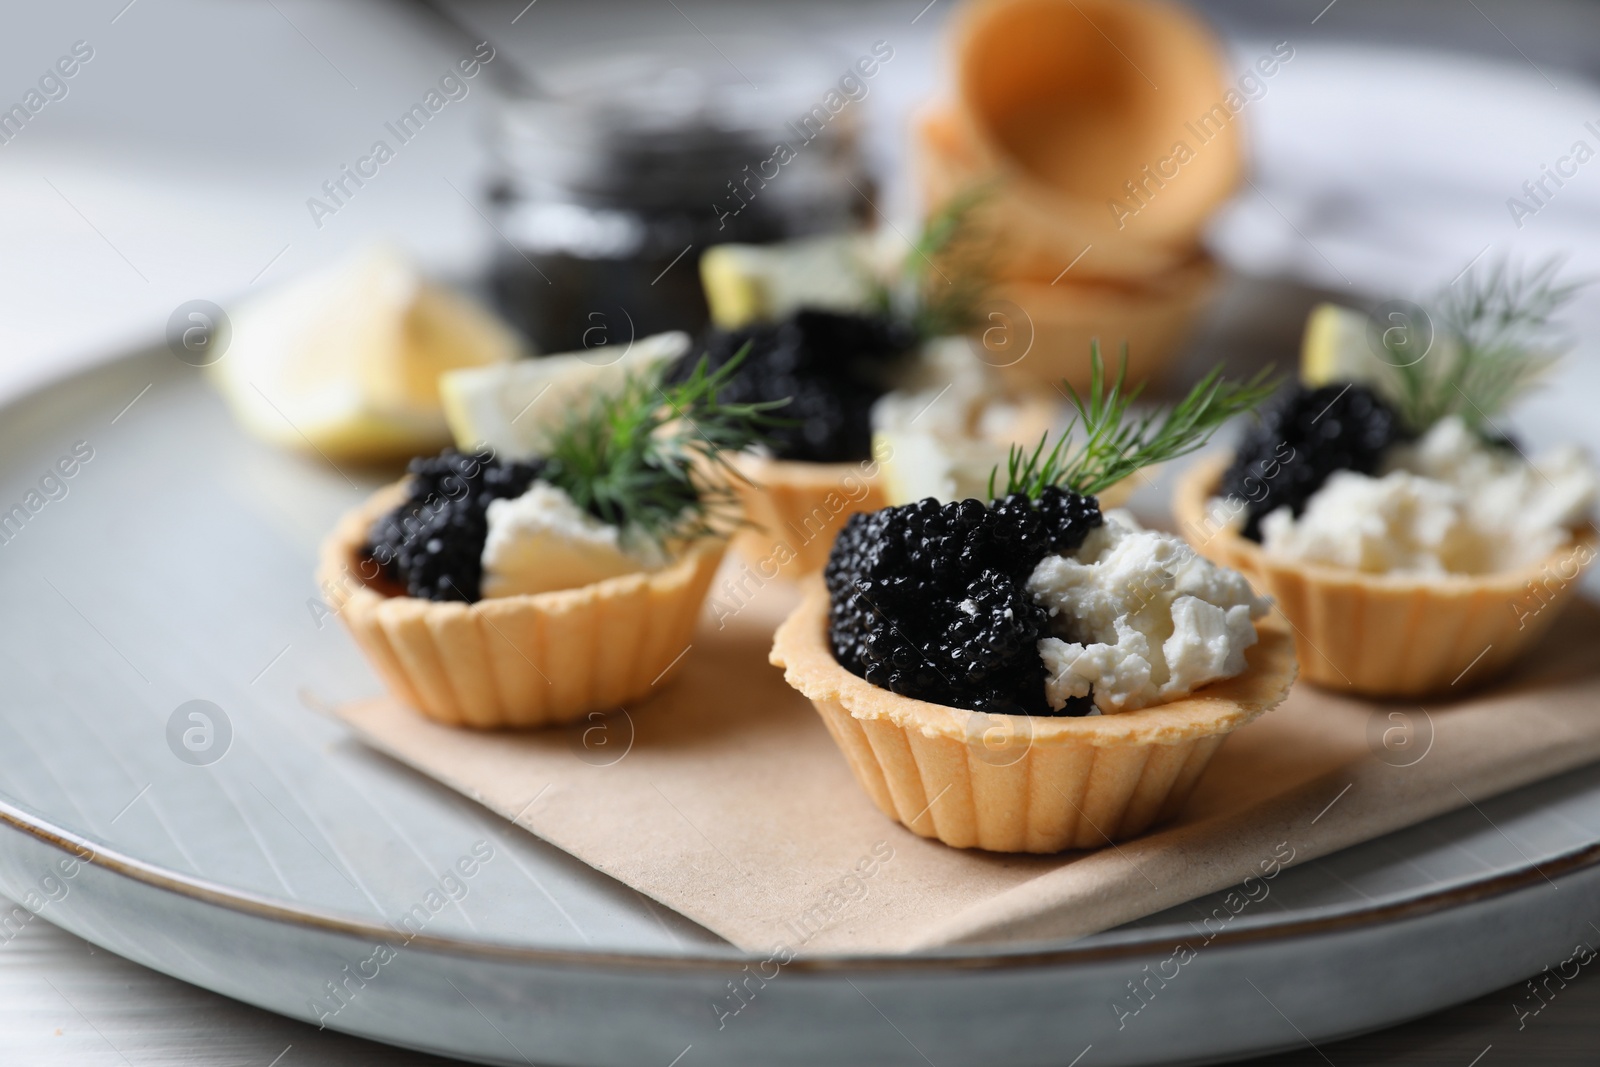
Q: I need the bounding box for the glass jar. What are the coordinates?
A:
[485,39,873,354]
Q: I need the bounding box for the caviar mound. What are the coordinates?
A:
[824,490,1102,716]
[363,448,547,602]
[675,309,915,465]
[1220,382,1408,541]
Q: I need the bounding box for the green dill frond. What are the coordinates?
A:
[1383,257,1583,433]
[870,183,998,340]
[990,344,1279,499]
[539,345,787,545]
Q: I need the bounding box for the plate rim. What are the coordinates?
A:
[6,791,1598,973]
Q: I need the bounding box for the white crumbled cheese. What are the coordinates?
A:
[1259,416,1596,574]
[870,337,1034,503]
[1028,513,1270,714]
[480,482,661,598]
[1259,469,1468,574]
[871,337,999,439]
[1395,416,1595,563]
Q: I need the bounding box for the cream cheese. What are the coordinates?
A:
[1259,416,1596,574]
[1028,514,1269,714]
[480,482,661,598]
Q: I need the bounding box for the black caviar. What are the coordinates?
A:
[824,489,1102,716]
[672,308,914,464]
[363,449,548,602]
[1220,382,1409,541]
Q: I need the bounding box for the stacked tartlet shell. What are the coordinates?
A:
[986,259,1220,392]
[1174,454,1600,698]
[916,0,1238,390]
[318,481,725,728]
[771,577,1297,853]
[943,0,1242,273]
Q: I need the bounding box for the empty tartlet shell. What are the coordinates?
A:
[914,0,1242,283]
[913,104,1205,284]
[954,0,1243,249]
[770,576,1296,853]
[317,481,725,728]
[1173,454,1600,698]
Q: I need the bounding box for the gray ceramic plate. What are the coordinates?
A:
[3,298,1600,1066]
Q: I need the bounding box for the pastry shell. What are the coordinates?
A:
[770,576,1296,853]
[318,481,725,728]
[727,454,889,580]
[986,257,1220,394]
[913,0,1242,282]
[728,389,1062,578]
[1173,454,1600,698]
[913,104,1204,284]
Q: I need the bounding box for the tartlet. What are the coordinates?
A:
[1175,453,1597,697]
[772,353,1286,852]
[695,304,1066,578]
[1180,266,1599,697]
[772,576,1295,851]
[323,351,769,729]
[676,309,910,580]
[928,0,1242,281]
[730,380,1064,578]
[908,0,1239,394]
[320,481,724,728]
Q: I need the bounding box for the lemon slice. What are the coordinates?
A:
[700,233,878,328]
[208,245,520,462]
[440,331,691,459]
[1300,302,1379,387]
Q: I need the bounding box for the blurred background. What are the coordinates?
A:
[4,0,1600,418]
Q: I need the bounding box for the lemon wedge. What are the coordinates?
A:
[208,246,520,462]
[439,331,691,460]
[700,233,878,328]
[1300,302,1379,387]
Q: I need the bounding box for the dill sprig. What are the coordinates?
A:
[907,184,995,339]
[540,346,786,545]
[1383,257,1582,433]
[991,345,1279,499]
[870,184,997,340]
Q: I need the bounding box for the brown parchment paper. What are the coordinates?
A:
[335,570,1600,955]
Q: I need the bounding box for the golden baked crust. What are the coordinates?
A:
[318,480,724,728]
[1173,454,1599,696]
[728,389,1076,577]
[934,0,1243,277]
[726,453,889,578]
[770,576,1296,851]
